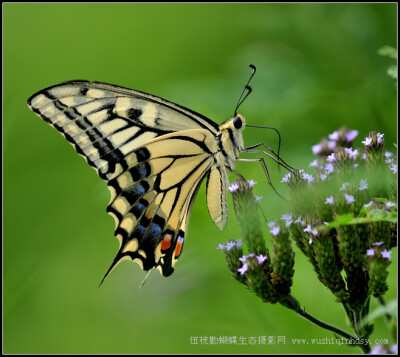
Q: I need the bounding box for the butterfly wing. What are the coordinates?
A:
[104,129,218,278]
[27,81,219,181]
[27,81,228,279]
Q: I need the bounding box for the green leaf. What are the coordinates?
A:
[359,300,397,328]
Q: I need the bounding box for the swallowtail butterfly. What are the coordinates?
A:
[27,66,288,282]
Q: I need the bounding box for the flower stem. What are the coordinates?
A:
[279,294,371,353]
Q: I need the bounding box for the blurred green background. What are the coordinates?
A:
[4,3,397,354]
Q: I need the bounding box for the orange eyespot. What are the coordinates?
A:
[174,239,183,257]
[161,234,172,251]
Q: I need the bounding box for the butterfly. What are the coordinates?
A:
[27,65,290,282]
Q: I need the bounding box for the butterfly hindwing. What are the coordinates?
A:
[104,129,218,277]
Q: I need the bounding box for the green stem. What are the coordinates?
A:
[280,294,371,354]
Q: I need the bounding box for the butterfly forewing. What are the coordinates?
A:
[27,80,244,281]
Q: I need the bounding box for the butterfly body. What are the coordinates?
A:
[27,81,246,279]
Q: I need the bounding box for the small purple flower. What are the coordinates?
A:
[389,163,397,174]
[309,159,319,168]
[270,226,280,236]
[339,182,349,191]
[362,137,372,147]
[328,131,339,141]
[267,220,277,228]
[281,172,292,183]
[312,143,322,155]
[385,151,393,158]
[327,153,336,162]
[248,179,258,188]
[372,241,384,246]
[226,241,236,251]
[235,239,243,249]
[366,248,375,257]
[303,224,318,241]
[364,201,374,208]
[254,195,263,202]
[216,243,226,251]
[324,163,334,174]
[385,157,393,164]
[345,130,359,142]
[281,213,293,227]
[325,196,334,205]
[376,133,384,144]
[386,201,396,209]
[390,345,397,354]
[381,249,392,259]
[239,255,247,263]
[362,152,367,160]
[228,182,239,193]
[256,254,268,265]
[344,148,358,160]
[328,141,336,151]
[344,193,355,205]
[295,215,305,226]
[358,179,368,191]
[320,173,328,181]
[301,172,314,183]
[238,263,249,275]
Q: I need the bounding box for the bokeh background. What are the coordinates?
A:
[4,3,397,354]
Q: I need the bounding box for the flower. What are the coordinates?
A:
[359,179,368,191]
[339,182,349,191]
[226,241,236,251]
[366,248,375,257]
[235,239,243,249]
[344,148,358,160]
[303,224,318,237]
[254,195,263,202]
[324,163,334,174]
[238,263,249,275]
[270,226,280,236]
[281,213,293,227]
[312,143,322,155]
[301,172,314,183]
[281,172,292,183]
[320,173,328,181]
[325,196,334,205]
[364,201,374,208]
[345,129,358,142]
[256,255,268,265]
[344,193,355,205]
[328,141,336,151]
[248,179,258,188]
[295,215,305,226]
[309,159,319,168]
[228,182,239,193]
[385,151,393,158]
[372,241,384,246]
[377,133,384,144]
[327,153,336,162]
[216,243,226,251]
[362,137,372,147]
[381,249,392,259]
[389,163,397,174]
[386,201,396,209]
[329,131,339,141]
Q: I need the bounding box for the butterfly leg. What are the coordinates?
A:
[237,157,288,201]
[242,146,296,172]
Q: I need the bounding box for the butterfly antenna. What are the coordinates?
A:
[234,64,257,116]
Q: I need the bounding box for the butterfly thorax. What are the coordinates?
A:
[217,113,246,170]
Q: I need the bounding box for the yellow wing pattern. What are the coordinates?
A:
[27,81,242,280]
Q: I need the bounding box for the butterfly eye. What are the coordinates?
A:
[233,116,243,129]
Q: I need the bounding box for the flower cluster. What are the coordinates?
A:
[280,128,397,331]
[218,179,295,303]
